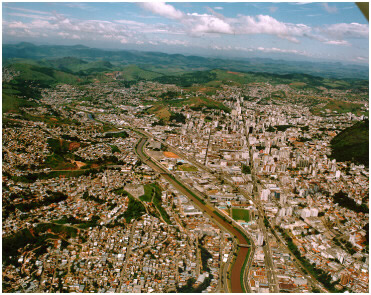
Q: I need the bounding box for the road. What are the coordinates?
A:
[135,137,252,293]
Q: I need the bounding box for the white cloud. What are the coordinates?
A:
[115,19,147,26]
[208,44,310,57]
[139,2,183,20]
[324,40,350,46]
[256,47,309,56]
[159,39,188,46]
[4,6,50,15]
[214,7,223,10]
[186,13,233,35]
[321,3,338,14]
[320,22,369,39]
[139,3,311,42]
[7,12,55,20]
[236,15,311,43]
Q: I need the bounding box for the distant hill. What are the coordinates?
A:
[153,68,368,91]
[3,42,369,80]
[121,65,163,81]
[330,119,369,167]
[2,62,83,113]
[9,63,80,85]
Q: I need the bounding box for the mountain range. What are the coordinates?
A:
[3,42,368,80]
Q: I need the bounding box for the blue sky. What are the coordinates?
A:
[2,2,369,64]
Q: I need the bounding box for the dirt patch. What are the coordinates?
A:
[91,164,100,169]
[69,142,80,151]
[163,151,180,159]
[71,160,86,169]
[227,71,243,76]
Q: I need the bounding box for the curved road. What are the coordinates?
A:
[136,137,251,293]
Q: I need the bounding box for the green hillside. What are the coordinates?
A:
[40,57,87,71]
[9,63,80,86]
[2,63,84,113]
[330,119,369,166]
[121,65,163,81]
[153,69,368,91]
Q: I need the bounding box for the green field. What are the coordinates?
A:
[232,208,250,222]
[178,164,198,172]
[140,183,171,224]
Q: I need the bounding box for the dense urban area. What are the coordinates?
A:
[2,55,369,293]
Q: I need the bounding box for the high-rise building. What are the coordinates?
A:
[301,208,311,219]
[257,232,264,246]
[310,208,319,217]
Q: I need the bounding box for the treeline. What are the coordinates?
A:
[103,130,129,139]
[330,119,369,167]
[47,138,71,154]
[6,191,68,213]
[199,245,212,272]
[177,276,213,293]
[159,90,180,100]
[332,191,368,213]
[169,112,186,124]
[154,71,217,87]
[3,223,78,266]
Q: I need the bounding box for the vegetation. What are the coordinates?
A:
[7,191,68,213]
[3,223,79,266]
[110,145,121,153]
[104,130,129,139]
[330,119,369,166]
[82,191,106,204]
[241,163,251,174]
[176,275,213,293]
[232,208,250,222]
[274,125,294,132]
[311,100,365,116]
[331,191,368,213]
[169,112,186,124]
[140,183,171,224]
[123,193,146,223]
[199,245,212,272]
[154,71,217,87]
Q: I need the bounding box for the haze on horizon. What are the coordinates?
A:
[2,2,369,64]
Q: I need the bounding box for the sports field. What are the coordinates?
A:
[232,208,250,222]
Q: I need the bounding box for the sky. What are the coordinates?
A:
[2,2,369,64]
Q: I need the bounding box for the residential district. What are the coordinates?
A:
[2,75,369,293]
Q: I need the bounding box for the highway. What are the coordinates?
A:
[135,137,252,293]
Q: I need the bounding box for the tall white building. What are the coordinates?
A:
[310,208,319,217]
[261,189,270,201]
[301,208,311,219]
[257,232,264,246]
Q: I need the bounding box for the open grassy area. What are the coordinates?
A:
[232,208,250,222]
[177,163,198,172]
[311,100,365,116]
[140,183,171,224]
